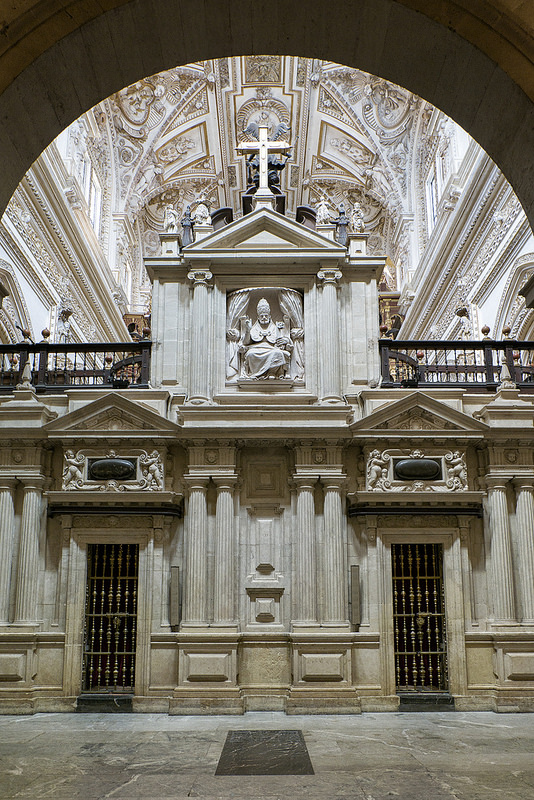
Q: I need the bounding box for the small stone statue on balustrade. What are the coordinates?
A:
[351,201,365,233]
[163,204,180,234]
[332,202,350,246]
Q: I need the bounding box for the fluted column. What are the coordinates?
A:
[322,477,349,627]
[182,477,209,626]
[514,479,534,623]
[187,269,212,404]
[292,478,318,626]
[317,267,343,403]
[487,479,516,623]
[213,477,237,626]
[14,478,43,625]
[0,479,16,623]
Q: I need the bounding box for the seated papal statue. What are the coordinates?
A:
[239,298,294,379]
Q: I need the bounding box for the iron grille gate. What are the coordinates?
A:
[392,543,448,692]
[82,543,138,692]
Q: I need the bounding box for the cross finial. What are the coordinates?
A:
[237,125,291,209]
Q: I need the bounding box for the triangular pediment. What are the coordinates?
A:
[183,206,346,256]
[44,393,181,437]
[351,393,489,435]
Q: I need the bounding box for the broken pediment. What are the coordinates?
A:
[351,392,488,437]
[44,393,181,438]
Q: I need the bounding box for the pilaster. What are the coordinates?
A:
[513,478,534,623]
[14,478,44,626]
[292,477,319,629]
[316,267,343,404]
[213,476,238,628]
[322,476,350,629]
[181,476,210,628]
[0,478,17,623]
[187,268,213,404]
[486,478,516,625]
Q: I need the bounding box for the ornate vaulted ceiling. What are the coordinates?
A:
[90,56,440,281]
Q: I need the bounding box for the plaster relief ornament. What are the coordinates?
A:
[226,289,304,383]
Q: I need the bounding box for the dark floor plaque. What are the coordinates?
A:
[215,730,314,775]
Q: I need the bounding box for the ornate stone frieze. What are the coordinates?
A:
[62,449,164,491]
[72,514,152,528]
[366,448,468,492]
[377,514,459,527]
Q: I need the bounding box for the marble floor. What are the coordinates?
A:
[1,711,534,799]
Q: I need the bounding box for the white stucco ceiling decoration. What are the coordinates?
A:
[92,56,434,268]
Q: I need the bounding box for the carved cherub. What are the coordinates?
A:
[63,449,85,489]
[367,449,390,490]
[140,450,163,489]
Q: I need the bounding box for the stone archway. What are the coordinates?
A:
[1,0,534,226]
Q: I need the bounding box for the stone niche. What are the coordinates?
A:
[226,287,304,386]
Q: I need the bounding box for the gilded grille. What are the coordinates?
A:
[392,542,448,691]
[82,543,138,692]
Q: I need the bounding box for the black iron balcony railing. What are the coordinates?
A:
[0,340,151,393]
[380,340,534,391]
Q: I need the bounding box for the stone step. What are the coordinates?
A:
[76,693,133,713]
[398,692,455,712]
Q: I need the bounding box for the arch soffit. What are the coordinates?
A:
[1,1,534,227]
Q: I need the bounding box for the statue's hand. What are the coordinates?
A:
[227,328,240,341]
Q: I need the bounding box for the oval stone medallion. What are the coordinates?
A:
[394,458,441,481]
[88,458,136,481]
